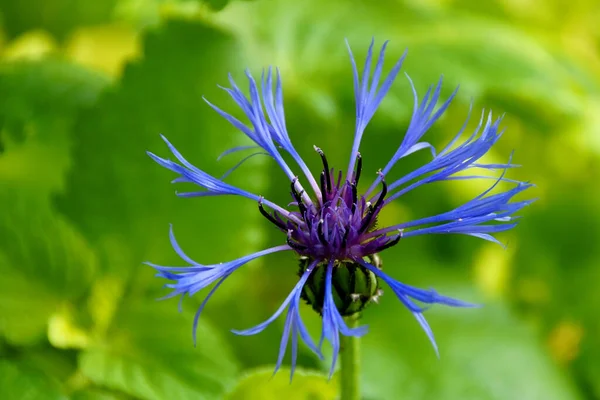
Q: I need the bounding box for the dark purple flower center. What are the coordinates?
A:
[258,148,402,262]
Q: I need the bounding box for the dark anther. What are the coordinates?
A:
[317,219,327,245]
[374,230,402,252]
[350,182,358,214]
[305,211,312,229]
[373,172,388,211]
[314,146,331,192]
[358,203,374,234]
[258,198,286,230]
[354,152,362,185]
[290,179,307,216]
[290,179,301,203]
[287,235,307,252]
[319,171,327,197]
[341,227,351,249]
[336,170,343,189]
[359,175,387,234]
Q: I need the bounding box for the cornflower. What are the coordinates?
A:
[147,39,533,379]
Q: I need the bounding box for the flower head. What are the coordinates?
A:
[147,39,533,379]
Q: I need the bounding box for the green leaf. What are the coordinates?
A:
[514,190,600,399]
[72,388,139,400]
[0,359,66,400]
[202,0,231,12]
[226,367,337,400]
[0,59,108,130]
[208,0,596,136]
[9,344,78,387]
[0,0,118,40]
[358,279,583,400]
[71,388,131,400]
[0,189,97,344]
[58,17,267,263]
[79,300,239,400]
[0,58,106,345]
[0,58,109,192]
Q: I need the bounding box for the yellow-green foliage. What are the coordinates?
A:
[1,0,599,399]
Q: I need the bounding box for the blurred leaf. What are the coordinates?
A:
[0,58,108,137]
[207,0,597,150]
[113,0,186,29]
[0,58,109,191]
[225,366,337,400]
[71,388,135,400]
[576,336,600,400]
[57,18,268,294]
[210,0,594,89]
[113,0,245,30]
[87,275,126,337]
[64,24,140,77]
[201,0,230,12]
[1,30,58,61]
[0,2,596,400]
[514,189,600,399]
[0,57,107,346]
[11,344,78,387]
[0,189,97,344]
[79,300,239,400]
[71,388,129,400]
[0,0,118,40]
[48,305,93,349]
[0,359,65,400]
[358,278,582,400]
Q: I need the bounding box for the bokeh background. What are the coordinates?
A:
[1,0,599,399]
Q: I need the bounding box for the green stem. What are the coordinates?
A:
[340,316,360,400]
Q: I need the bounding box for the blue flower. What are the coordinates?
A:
[147,39,533,379]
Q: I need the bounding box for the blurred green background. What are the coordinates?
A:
[1,0,599,399]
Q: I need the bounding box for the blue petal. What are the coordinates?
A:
[369,153,533,244]
[206,69,320,199]
[203,97,256,139]
[232,260,322,378]
[193,275,228,346]
[208,72,297,181]
[168,224,199,265]
[385,111,506,201]
[400,141,436,158]
[231,289,297,336]
[219,151,269,180]
[231,262,316,336]
[147,136,260,200]
[149,136,297,217]
[366,74,459,195]
[261,68,321,197]
[149,233,291,341]
[217,145,260,161]
[320,261,368,378]
[274,306,294,375]
[289,317,299,382]
[413,312,439,357]
[345,38,407,177]
[295,301,323,358]
[358,259,474,355]
[262,68,288,148]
